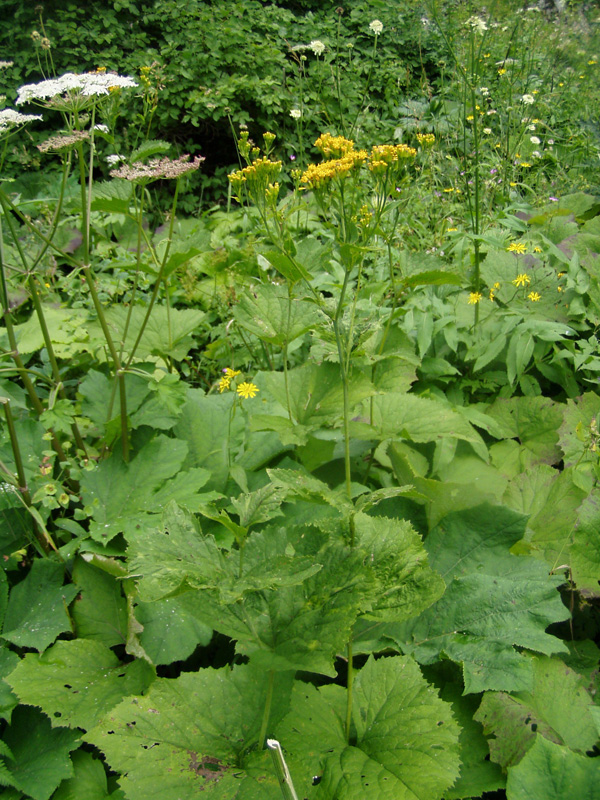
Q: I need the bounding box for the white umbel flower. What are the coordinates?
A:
[0,108,42,131]
[369,19,383,34]
[290,108,302,119]
[521,93,535,105]
[17,71,137,105]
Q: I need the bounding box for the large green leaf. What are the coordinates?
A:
[174,390,244,493]
[503,467,588,575]
[129,505,361,675]
[129,503,321,604]
[278,655,460,800]
[86,665,293,799]
[234,283,325,345]
[1,560,78,652]
[387,504,569,693]
[80,435,214,541]
[362,393,486,448]
[71,557,127,647]
[0,646,19,723]
[569,492,600,598]
[439,683,505,800]
[88,305,205,361]
[485,396,563,465]
[353,512,444,624]
[7,639,155,730]
[263,362,375,426]
[474,654,599,769]
[505,736,600,800]
[1,706,80,800]
[53,750,111,800]
[135,595,212,666]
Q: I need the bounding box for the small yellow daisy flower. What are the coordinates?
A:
[533,246,542,253]
[498,68,507,75]
[507,242,527,254]
[237,382,259,399]
[224,368,241,379]
[468,292,483,304]
[218,377,231,393]
[512,273,531,287]
[527,291,541,301]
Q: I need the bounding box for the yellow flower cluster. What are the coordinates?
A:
[228,156,282,200]
[314,132,356,158]
[218,367,241,393]
[217,368,259,399]
[300,150,367,188]
[368,143,417,173]
[416,132,435,147]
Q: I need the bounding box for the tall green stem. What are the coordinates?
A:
[258,670,275,750]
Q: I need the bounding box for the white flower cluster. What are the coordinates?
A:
[16,72,137,105]
[0,108,42,132]
[466,16,487,33]
[106,153,125,165]
[521,93,535,105]
[289,108,302,120]
[309,40,325,56]
[369,19,383,35]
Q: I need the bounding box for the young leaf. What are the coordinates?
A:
[278,655,460,800]
[1,560,78,653]
[7,639,155,730]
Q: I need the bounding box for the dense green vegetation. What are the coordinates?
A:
[0,1,599,798]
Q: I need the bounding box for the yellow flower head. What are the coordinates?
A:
[533,246,542,253]
[218,377,231,393]
[237,382,259,399]
[527,291,541,302]
[314,133,355,159]
[512,273,531,287]
[507,242,527,254]
[468,292,483,304]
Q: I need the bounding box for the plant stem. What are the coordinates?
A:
[258,669,275,750]
[266,740,300,800]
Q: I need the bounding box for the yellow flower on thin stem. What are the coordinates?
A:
[527,291,541,302]
[218,377,231,393]
[468,292,483,304]
[237,382,259,399]
[507,242,527,253]
[512,273,531,287]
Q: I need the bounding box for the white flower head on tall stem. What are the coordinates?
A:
[309,40,325,56]
[16,71,138,110]
[290,108,302,120]
[369,19,383,35]
[0,108,42,133]
[466,15,488,33]
[521,93,535,105]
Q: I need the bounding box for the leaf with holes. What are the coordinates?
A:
[1,560,78,653]
[7,639,155,730]
[85,665,293,800]
[277,655,460,800]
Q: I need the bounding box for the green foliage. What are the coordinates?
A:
[0,2,599,798]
